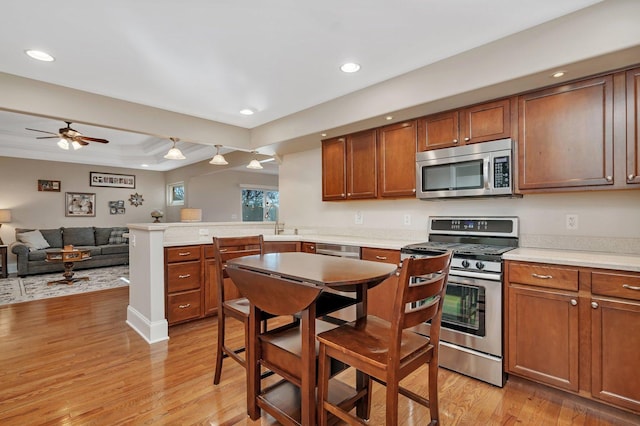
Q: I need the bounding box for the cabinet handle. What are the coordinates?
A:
[375,255,388,260]
[629,174,636,181]
[178,303,191,309]
[309,246,315,250]
[605,175,613,182]
[464,137,470,142]
[570,299,577,306]
[531,273,552,279]
[623,284,640,291]
[178,274,191,279]
[591,301,599,309]
[178,252,191,256]
[452,139,458,144]
[219,248,228,253]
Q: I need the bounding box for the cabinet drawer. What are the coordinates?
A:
[167,290,202,324]
[361,247,400,264]
[592,271,640,301]
[167,261,202,292]
[508,262,578,291]
[203,244,215,259]
[166,246,201,263]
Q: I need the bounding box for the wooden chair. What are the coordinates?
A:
[316,250,453,425]
[212,235,266,385]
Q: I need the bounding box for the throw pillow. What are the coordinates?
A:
[108,229,129,244]
[17,230,51,251]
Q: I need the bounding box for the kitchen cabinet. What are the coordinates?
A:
[377,121,417,197]
[264,240,300,253]
[361,247,400,322]
[506,260,640,414]
[517,75,615,191]
[301,242,316,253]
[165,245,203,325]
[418,98,512,151]
[626,67,640,185]
[321,130,377,201]
[203,244,219,316]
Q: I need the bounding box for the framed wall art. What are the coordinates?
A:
[38,179,61,192]
[90,171,135,189]
[65,192,96,217]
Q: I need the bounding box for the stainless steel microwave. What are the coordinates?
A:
[415,138,515,199]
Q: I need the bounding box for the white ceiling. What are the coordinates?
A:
[0,0,608,170]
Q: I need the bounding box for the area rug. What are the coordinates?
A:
[0,265,129,306]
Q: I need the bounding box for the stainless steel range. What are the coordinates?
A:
[401,216,519,387]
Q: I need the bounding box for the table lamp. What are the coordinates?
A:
[0,209,11,245]
[180,208,202,222]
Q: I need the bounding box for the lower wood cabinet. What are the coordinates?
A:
[506,260,640,414]
[361,247,400,322]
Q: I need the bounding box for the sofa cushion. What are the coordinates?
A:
[62,227,96,246]
[101,244,129,255]
[28,250,48,261]
[108,228,129,244]
[94,227,113,246]
[16,230,50,251]
[16,228,63,248]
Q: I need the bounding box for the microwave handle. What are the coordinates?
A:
[484,159,491,189]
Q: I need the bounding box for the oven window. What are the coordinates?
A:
[422,160,483,191]
[442,282,486,336]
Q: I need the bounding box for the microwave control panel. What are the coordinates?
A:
[493,156,510,188]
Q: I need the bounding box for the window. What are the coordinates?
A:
[168,182,185,206]
[242,188,279,222]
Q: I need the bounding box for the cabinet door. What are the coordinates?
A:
[418,110,459,151]
[203,257,219,316]
[346,129,377,199]
[301,242,316,253]
[264,241,300,253]
[518,75,614,190]
[627,67,640,185]
[507,285,579,391]
[461,98,511,144]
[321,137,347,200]
[377,121,417,197]
[591,297,640,412]
[361,247,400,322]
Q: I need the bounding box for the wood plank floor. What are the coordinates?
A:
[0,287,638,425]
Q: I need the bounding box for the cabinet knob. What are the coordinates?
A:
[412,188,416,193]
[347,193,351,197]
[464,137,470,142]
[591,301,599,309]
[570,299,577,306]
[452,139,459,144]
[341,193,345,197]
[629,174,636,181]
[605,176,613,182]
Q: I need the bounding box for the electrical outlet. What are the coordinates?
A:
[566,214,578,230]
[404,214,411,226]
[355,211,363,225]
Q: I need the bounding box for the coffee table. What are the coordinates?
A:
[45,249,92,285]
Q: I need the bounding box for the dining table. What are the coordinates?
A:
[225,251,397,426]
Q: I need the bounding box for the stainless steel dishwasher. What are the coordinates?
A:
[314,243,361,259]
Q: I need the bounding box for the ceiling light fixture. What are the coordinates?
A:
[164,137,186,160]
[340,62,360,73]
[25,49,55,62]
[56,138,83,150]
[552,71,566,78]
[209,144,228,165]
[240,108,254,115]
[386,116,393,121]
[246,152,263,170]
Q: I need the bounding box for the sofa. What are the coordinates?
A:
[10,226,129,277]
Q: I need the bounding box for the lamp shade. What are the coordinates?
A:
[0,209,11,223]
[180,208,202,222]
[247,159,263,169]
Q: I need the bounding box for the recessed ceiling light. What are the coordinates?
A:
[552,71,566,78]
[25,49,55,62]
[340,62,361,73]
[386,116,393,121]
[321,133,327,137]
[240,108,254,115]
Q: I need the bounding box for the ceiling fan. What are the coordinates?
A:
[26,121,109,150]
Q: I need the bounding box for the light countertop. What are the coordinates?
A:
[503,248,640,273]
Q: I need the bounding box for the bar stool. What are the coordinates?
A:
[316,250,453,425]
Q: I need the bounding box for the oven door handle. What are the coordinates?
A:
[449,269,501,282]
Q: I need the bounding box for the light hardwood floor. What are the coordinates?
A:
[0,287,638,425]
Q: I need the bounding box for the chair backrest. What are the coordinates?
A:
[389,251,453,355]
[213,235,264,303]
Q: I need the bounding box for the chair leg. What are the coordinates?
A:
[428,361,439,425]
[213,313,226,385]
[386,378,400,426]
[317,344,330,426]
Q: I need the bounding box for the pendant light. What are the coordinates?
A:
[164,137,186,160]
[246,151,263,169]
[209,144,228,165]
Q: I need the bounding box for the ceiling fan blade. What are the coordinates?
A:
[26,128,59,136]
[36,136,61,139]
[78,136,109,144]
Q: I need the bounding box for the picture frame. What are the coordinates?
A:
[38,179,61,192]
[90,171,135,189]
[65,192,96,217]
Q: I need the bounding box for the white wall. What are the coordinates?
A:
[279,148,640,253]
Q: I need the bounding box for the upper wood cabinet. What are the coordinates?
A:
[377,120,417,197]
[418,98,512,151]
[627,67,640,185]
[518,75,615,191]
[321,129,377,201]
